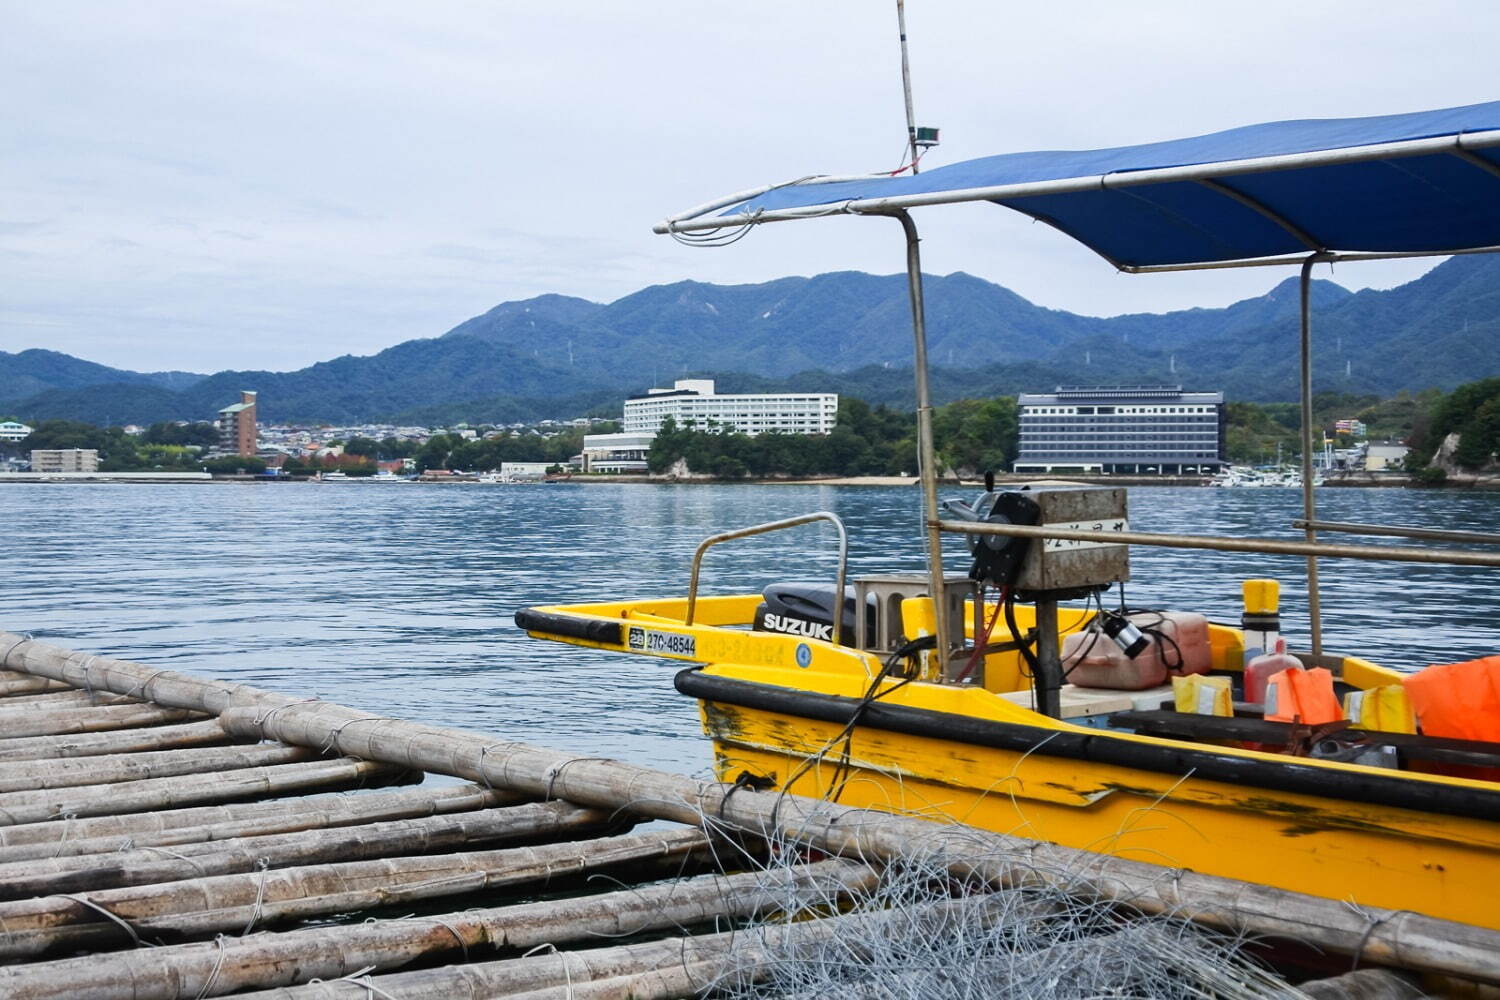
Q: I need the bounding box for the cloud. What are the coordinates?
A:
[0,1,1491,370]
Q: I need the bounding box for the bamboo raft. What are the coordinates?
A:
[0,632,1494,998]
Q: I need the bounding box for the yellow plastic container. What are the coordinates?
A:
[1242,578,1280,614]
[1173,674,1233,716]
[1344,684,1416,734]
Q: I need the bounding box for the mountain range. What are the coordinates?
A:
[3,254,1498,426]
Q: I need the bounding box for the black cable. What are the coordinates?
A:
[783,634,934,805]
[1119,605,1186,673]
[1061,589,1110,681]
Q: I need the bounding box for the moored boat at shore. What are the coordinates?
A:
[522,98,1500,930]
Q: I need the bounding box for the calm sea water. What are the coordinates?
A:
[3,482,1497,775]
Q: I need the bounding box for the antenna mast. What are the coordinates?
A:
[896,1,920,173]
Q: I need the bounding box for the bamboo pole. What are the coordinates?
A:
[0,676,71,697]
[0,782,515,859]
[0,690,128,707]
[217,892,891,1000]
[216,702,1500,985]
[500,965,727,1000]
[1300,969,1424,999]
[0,799,623,905]
[0,703,204,739]
[0,742,317,793]
[9,631,1500,984]
[0,860,871,1000]
[0,757,408,826]
[0,633,281,716]
[0,719,237,764]
[0,827,727,963]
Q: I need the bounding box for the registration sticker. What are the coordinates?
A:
[1039,518,1129,552]
[627,626,697,657]
[795,643,812,668]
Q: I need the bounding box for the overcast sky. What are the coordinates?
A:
[2,1,1497,373]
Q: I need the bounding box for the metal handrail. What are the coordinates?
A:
[933,519,1500,569]
[685,512,849,645]
[1292,519,1500,547]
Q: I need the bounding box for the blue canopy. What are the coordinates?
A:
[671,101,1500,269]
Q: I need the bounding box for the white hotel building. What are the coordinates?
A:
[581,379,839,473]
[622,379,838,436]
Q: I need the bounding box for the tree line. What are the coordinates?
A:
[8,378,1496,481]
[2,420,219,472]
[646,398,1018,478]
[1406,377,1500,480]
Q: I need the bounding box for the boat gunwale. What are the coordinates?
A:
[675,668,1500,823]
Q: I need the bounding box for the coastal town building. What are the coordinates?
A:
[0,421,33,442]
[1364,443,1410,471]
[30,448,99,473]
[579,432,654,474]
[622,379,838,437]
[498,461,553,479]
[1013,385,1226,475]
[216,391,258,456]
[1334,418,1368,438]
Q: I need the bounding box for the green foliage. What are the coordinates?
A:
[1219,389,1449,467]
[1416,377,1500,470]
[141,421,218,448]
[342,436,381,458]
[19,419,224,470]
[932,398,1017,475]
[644,397,1017,479]
[413,428,585,473]
[202,455,267,474]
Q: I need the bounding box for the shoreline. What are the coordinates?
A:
[4,472,1497,490]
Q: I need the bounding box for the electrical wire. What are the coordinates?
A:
[954,584,1006,684]
[817,634,934,803]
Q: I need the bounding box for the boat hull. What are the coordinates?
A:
[684,668,1500,931]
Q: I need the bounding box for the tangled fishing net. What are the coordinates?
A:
[699,832,1307,1000]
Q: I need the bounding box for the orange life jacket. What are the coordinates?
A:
[1264,666,1342,726]
[1403,656,1500,743]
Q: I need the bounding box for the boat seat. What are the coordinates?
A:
[998,682,1174,720]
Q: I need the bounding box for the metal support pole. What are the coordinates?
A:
[1299,256,1323,657]
[893,210,949,674]
[935,518,1500,568]
[1293,519,1500,546]
[895,0,920,174]
[1033,599,1062,719]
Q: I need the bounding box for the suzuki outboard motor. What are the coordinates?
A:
[753,582,874,647]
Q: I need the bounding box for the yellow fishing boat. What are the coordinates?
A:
[520,99,1500,930]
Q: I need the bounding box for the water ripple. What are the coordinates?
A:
[3,482,1497,774]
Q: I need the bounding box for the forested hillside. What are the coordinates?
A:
[4,255,1497,424]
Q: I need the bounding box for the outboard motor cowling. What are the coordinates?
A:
[753,582,874,647]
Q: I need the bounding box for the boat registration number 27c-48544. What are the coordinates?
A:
[627,626,697,657]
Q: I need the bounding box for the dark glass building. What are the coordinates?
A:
[1014,385,1225,475]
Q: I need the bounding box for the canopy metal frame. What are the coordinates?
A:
[654,119,1500,694]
